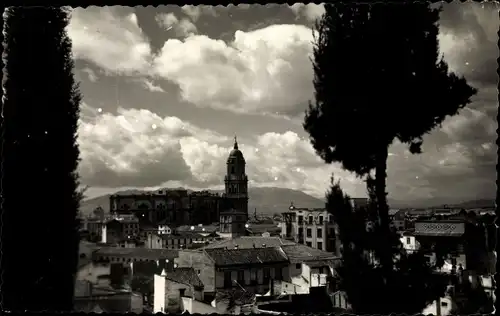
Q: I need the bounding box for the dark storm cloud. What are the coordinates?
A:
[437,1,499,87]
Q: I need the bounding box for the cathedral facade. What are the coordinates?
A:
[109,137,249,227]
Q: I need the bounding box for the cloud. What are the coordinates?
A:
[437,2,499,88]
[153,24,316,116]
[180,5,217,22]
[137,78,165,93]
[68,7,153,76]
[69,8,315,117]
[81,67,98,82]
[77,106,360,196]
[71,5,496,203]
[77,103,494,202]
[155,12,198,37]
[289,3,325,23]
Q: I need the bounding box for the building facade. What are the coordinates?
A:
[280,203,338,253]
[101,217,140,244]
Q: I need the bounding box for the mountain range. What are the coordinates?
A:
[79,187,494,217]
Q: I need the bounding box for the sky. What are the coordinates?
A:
[68,3,499,204]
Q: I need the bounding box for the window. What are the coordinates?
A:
[274,267,283,280]
[298,227,304,236]
[317,228,323,237]
[237,270,245,284]
[329,215,334,224]
[309,216,313,224]
[329,228,335,237]
[263,268,271,283]
[406,237,411,244]
[441,302,448,307]
[295,263,301,270]
[231,166,235,174]
[179,288,186,297]
[319,267,324,274]
[307,228,312,238]
[224,271,232,288]
[306,242,312,247]
[250,269,257,285]
[319,216,323,225]
[298,216,303,224]
[317,242,323,250]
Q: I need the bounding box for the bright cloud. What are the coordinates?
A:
[290,3,326,23]
[153,24,316,116]
[69,7,315,117]
[68,7,153,75]
[78,106,360,196]
[77,105,493,201]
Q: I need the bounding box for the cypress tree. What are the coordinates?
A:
[2,7,81,312]
[304,2,476,291]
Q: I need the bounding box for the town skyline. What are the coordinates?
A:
[70,3,498,203]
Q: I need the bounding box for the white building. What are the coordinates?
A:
[400,233,420,253]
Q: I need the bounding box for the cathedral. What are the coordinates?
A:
[108,137,249,230]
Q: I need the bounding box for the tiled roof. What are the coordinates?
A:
[305,260,333,268]
[204,247,288,266]
[93,247,179,260]
[203,236,294,250]
[165,267,204,288]
[281,244,338,263]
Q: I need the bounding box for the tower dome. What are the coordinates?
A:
[228,136,245,162]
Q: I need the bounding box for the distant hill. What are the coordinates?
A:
[429,198,495,209]
[79,187,326,217]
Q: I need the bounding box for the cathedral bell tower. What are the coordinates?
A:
[224,136,249,217]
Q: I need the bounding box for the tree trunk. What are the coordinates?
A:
[375,144,392,273]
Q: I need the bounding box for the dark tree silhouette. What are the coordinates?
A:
[326,176,448,314]
[2,7,81,312]
[304,3,477,274]
[450,276,494,314]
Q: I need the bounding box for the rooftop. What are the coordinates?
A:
[158,231,206,240]
[176,224,218,234]
[203,236,295,250]
[281,244,338,264]
[164,267,204,288]
[204,247,288,266]
[93,247,179,260]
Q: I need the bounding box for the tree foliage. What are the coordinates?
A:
[304,2,477,274]
[2,7,81,312]
[326,177,449,314]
